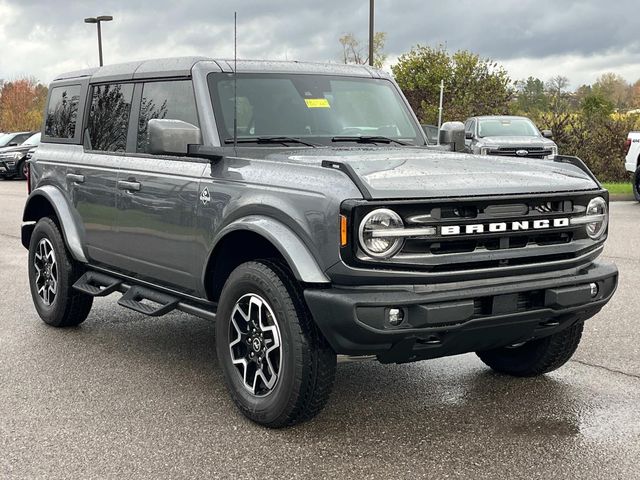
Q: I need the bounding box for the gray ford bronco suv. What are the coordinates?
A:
[23,57,617,427]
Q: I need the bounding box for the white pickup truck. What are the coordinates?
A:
[624,132,640,201]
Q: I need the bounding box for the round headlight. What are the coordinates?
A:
[358,209,404,258]
[585,197,608,240]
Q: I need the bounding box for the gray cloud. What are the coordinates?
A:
[1,0,640,86]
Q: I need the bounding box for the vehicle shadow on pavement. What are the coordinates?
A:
[40,299,584,440]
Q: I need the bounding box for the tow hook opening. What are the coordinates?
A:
[417,335,442,345]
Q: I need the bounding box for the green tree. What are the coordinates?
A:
[514,77,548,113]
[391,44,513,124]
[339,32,387,69]
[581,92,614,118]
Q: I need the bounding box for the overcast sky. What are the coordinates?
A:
[1,0,639,88]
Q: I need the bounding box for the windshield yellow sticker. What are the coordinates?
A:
[304,98,330,108]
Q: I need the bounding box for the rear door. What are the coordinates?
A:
[112,79,206,294]
[71,82,135,265]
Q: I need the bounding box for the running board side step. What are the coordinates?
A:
[72,270,217,321]
[117,286,180,317]
[73,271,123,297]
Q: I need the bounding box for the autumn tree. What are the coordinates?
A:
[392,44,512,124]
[592,72,631,110]
[630,79,640,109]
[0,78,48,131]
[339,32,387,69]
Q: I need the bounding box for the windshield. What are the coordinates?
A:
[24,133,41,146]
[478,118,540,138]
[0,134,13,147]
[208,73,424,146]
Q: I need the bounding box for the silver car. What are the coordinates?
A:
[464,115,558,159]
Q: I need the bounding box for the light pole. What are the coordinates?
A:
[84,16,113,67]
[368,0,374,66]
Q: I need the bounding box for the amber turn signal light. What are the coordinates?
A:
[340,215,348,246]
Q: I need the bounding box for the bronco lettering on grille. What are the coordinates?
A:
[440,218,570,236]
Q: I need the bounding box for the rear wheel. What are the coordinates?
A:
[476,323,583,377]
[215,260,336,428]
[28,218,93,327]
[633,165,640,202]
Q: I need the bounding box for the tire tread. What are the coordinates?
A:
[477,322,583,377]
[217,259,336,428]
[29,217,92,327]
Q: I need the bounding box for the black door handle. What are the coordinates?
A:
[117,180,141,192]
[66,173,85,184]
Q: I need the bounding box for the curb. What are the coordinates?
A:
[609,194,635,202]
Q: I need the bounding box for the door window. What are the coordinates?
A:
[136,80,199,153]
[86,83,135,152]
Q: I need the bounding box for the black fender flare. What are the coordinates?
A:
[21,185,87,263]
[204,215,330,285]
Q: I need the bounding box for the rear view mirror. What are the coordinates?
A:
[542,129,553,139]
[148,119,202,155]
[439,122,466,152]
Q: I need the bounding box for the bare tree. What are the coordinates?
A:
[339,32,387,69]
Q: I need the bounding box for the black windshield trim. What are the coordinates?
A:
[223,136,321,147]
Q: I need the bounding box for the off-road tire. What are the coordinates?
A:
[215,260,336,428]
[28,217,93,327]
[633,165,640,202]
[476,322,584,377]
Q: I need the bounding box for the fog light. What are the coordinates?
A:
[388,308,405,326]
[590,283,599,297]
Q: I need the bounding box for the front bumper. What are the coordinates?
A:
[304,260,618,363]
[0,160,18,177]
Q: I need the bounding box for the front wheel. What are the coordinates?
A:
[215,260,336,428]
[17,160,27,180]
[476,322,583,377]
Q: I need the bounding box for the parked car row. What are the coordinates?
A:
[0,131,40,179]
[422,115,559,160]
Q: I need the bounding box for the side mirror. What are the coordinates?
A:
[8,142,18,147]
[542,129,553,139]
[148,119,202,155]
[439,122,466,152]
[465,131,473,140]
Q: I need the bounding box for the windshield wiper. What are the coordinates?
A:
[224,136,320,147]
[331,135,410,146]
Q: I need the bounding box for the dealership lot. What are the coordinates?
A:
[0,179,639,479]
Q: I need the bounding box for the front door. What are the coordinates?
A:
[111,79,205,294]
[114,156,205,293]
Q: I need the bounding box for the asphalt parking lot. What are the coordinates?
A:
[1,179,639,479]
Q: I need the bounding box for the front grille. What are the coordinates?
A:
[488,147,553,159]
[404,231,572,255]
[344,192,606,278]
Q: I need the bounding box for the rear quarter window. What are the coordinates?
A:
[44,85,82,140]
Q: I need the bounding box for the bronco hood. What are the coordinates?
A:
[281,147,598,199]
